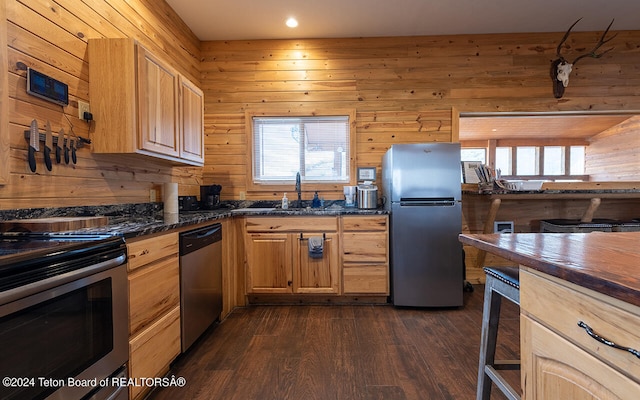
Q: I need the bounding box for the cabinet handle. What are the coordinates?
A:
[577,321,640,359]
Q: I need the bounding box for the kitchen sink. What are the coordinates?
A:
[230,207,276,213]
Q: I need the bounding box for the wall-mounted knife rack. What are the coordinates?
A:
[23,130,91,147]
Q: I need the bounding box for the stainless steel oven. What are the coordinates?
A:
[0,233,128,400]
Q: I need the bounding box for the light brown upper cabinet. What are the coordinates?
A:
[88,38,204,166]
[178,76,204,163]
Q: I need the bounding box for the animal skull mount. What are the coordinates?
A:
[551,18,616,99]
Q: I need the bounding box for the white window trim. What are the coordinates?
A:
[245,108,357,193]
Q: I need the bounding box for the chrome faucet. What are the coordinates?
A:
[295,172,302,207]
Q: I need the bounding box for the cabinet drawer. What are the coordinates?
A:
[129,306,181,400]
[127,232,178,272]
[521,269,640,382]
[128,254,180,336]
[246,217,337,233]
[342,232,387,263]
[342,216,387,231]
[343,265,389,294]
[522,315,640,399]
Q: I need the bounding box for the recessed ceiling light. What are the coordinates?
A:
[286,17,298,28]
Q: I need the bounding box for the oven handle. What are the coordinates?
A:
[0,254,126,306]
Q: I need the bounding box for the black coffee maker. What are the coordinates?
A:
[200,185,222,209]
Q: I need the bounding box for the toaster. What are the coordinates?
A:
[178,196,200,211]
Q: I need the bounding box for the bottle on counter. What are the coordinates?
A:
[312,191,320,208]
[282,193,289,209]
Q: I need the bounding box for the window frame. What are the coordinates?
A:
[245,108,357,193]
[499,145,588,181]
[461,139,589,181]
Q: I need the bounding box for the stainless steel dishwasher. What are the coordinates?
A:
[179,223,222,352]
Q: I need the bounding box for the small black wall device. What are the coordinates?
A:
[26,68,69,106]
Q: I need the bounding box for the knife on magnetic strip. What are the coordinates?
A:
[55,128,64,163]
[64,135,70,164]
[28,119,39,172]
[70,138,77,164]
[44,120,53,171]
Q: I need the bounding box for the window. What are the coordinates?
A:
[495,147,512,175]
[570,146,586,175]
[516,146,539,175]
[461,148,486,163]
[493,145,586,180]
[543,146,565,175]
[251,115,352,184]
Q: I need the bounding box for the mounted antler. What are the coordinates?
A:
[550,18,617,98]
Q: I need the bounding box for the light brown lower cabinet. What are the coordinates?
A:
[341,216,389,295]
[126,232,181,400]
[245,232,292,293]
[129,307,181,400]
[244,215,389,297]
[293,232,339,294]
[244,217,340,294]
[521,268,640,399]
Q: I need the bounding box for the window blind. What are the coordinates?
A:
[252,116,350,183]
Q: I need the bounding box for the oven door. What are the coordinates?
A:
[0,262,128,400]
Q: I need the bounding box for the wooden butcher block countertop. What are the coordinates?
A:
[0,216,110,232]
[459,232,640,308]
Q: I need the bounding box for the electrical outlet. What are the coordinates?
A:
[78,100,90,120]
[239,191,246,200]
[494,221,514,233]
[149,189,157,202]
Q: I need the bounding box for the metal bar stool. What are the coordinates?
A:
[477,267,521,400]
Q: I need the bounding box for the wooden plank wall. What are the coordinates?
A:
[201,32,640,200]
[3,5,640,209]
[0,0,202,209]
[0,1,9,185]
[586,115,640,181]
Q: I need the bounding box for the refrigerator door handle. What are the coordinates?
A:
[400,198,456,207]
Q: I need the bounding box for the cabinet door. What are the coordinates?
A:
[179,76,204,164]
[522,315,640,399]
[245,233,292,293]
[137,46,180,157]
[294,232,339,294]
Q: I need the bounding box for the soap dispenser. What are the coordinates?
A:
[282,193,289,209]
[312,191,320,208]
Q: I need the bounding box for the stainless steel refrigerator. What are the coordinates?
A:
[382,143,463,307]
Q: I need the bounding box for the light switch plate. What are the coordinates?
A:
[78,100,90,120]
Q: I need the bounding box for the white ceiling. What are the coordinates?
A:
[165,0,640,41]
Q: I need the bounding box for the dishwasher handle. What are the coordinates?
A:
[180,223,222,255]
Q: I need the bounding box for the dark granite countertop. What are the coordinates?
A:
[459,232,640,308]
[0,201,388,239]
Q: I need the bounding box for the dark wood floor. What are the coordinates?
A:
[149,286,520,400]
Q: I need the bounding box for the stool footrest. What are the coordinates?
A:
[492,360,520,370]
[485,366,521,400]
